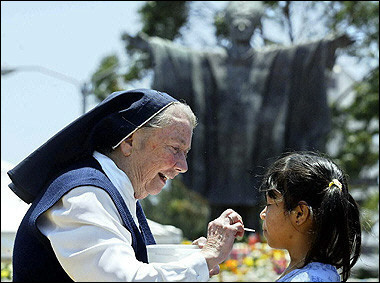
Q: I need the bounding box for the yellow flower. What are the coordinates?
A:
[1,269,10,279]
[243,256,254,267]
[272,249,286,261]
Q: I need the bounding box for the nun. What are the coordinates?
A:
[8,89,244,282]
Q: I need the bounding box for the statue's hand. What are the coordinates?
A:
[122,32,151,52]
[331,33,355,49]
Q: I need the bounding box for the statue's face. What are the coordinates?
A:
[227,13,260,43]
[225,1,263,44]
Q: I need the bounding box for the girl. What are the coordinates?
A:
[259,151,361,282]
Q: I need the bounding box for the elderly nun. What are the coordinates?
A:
[8,89,244,282]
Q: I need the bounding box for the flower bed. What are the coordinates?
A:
[209,235,290,282]
[1,262,12,281]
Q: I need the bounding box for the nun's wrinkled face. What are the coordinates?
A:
[125,116,193,199]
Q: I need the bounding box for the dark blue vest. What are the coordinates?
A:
[12,157,156,282]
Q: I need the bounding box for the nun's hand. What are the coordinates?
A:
[193,237,220,276]
[199,209,244,273]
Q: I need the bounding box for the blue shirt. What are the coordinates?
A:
[277,262,340,282]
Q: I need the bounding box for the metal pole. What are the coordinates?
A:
[2,63,121,114]
[81,82,91,114]
[1,65,86,113]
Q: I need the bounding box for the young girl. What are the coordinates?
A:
[258,151,361,282]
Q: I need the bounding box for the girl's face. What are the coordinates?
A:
[259,191,295,249]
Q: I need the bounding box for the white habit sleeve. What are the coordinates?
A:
[37,186,210,282]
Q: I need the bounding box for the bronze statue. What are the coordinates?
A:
[123,1,353,229]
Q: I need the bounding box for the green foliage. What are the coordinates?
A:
[129,1,190,83]
[140,178,210,240]
[330,65,378,179]
[91,54,121,101]
[213,9,229,43]
[307,1,380,179]
[139,1,190,40]
[91,1,190,102]
[322,1,379,59]
[362,190,379,211]
[360,188,379,233]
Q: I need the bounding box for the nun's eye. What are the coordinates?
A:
[171,146,180,154]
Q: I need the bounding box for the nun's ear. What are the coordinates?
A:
[124,136,133,146]
[120,137,133,157]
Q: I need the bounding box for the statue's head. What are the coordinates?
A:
[224,1,264,42]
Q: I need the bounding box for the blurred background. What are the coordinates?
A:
[1,1,378,281]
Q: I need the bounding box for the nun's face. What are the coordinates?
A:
[126,117,193,199]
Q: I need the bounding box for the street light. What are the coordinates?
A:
[1,65,90,114]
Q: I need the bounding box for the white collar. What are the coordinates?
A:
[92,151,139,224]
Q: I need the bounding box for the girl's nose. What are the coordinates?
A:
[259,207,266,220]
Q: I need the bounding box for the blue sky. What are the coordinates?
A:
[1,1,229,166]
[1,1,147,165]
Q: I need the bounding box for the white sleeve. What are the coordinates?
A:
[36,186,210,282]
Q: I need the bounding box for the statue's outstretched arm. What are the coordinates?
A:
[320,33,355,69]
[328,33,355,51]
[122,32,152,53]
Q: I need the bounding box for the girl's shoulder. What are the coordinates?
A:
[277,262,340,282]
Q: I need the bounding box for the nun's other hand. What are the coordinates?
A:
[193,237,220,277]
[209,265,220,277]
[192,237,207,248]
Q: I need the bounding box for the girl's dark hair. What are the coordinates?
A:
[259,151,361,282]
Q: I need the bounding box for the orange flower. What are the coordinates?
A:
[223,259,239,273]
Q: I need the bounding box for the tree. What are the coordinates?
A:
[90,1,190,101]
[322,1,379,181]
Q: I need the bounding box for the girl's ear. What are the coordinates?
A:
[290,201,311,226]
[120,136,133,157]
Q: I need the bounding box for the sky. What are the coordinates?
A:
[1,0,155,235]
[1,1,231,166]
[1,1,146,165]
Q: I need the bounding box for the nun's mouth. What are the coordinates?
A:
[158,173,168,183]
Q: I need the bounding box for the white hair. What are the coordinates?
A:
[144,101,197,129]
